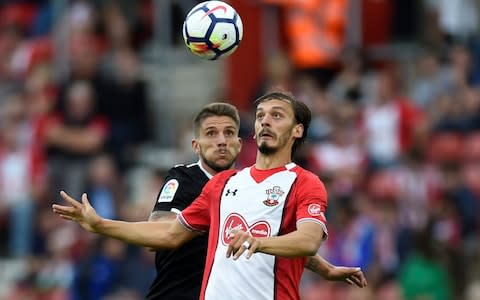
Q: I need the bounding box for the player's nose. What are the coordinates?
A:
[261,115,272,127]
[216,134,227,145]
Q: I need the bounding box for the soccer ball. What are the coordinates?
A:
[182,1,243,60]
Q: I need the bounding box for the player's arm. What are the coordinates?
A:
[149,210,178,226]
[227,221,324,259]
[149,210,177,222]
[52,191,198,249]
[305,255,368,288]
[146,211,178,251]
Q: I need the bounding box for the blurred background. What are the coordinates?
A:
[0,0,479,299]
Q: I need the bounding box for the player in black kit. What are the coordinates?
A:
[146,163,214,299]
[144,103,366,299]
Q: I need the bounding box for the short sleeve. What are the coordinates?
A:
[152,168,189,213]
[178,176,217,232]
[295,172,328,240]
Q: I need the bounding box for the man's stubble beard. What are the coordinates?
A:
[257,131,292,156]
[200,152,235,173]
[258,142,278,155]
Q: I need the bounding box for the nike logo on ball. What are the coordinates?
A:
[201,5,227,20]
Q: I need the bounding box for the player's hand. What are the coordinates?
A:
[324,266,368,288]
[226,229,260,260]
[52,191,101,233]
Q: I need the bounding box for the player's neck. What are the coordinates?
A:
[199,160,217,177]
[255,149,292,170]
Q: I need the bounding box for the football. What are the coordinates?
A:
[182,1,243,60]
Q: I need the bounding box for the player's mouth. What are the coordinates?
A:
[217,149,229,156]
[258,130,275,140]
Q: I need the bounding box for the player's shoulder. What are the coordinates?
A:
[215,169,237,177]
[201,169,236,192]
[157,163,206,201]
[211,169,238,182]
[168,162,203,177]
[291,166,328,199]
[292,165,323,184]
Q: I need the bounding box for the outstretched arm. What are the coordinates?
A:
[52,191,198,249]
[305,255,368,288]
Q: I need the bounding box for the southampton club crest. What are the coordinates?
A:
[263,186,284,206]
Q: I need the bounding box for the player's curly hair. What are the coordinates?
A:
[253,90,311,158]
[193,102,240,137]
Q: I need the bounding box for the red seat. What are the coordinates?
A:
[367,171,398,200]
[0,3,37,30]
[427,132,463,164]
[463,131,480,162]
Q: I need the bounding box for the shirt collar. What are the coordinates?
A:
[198,160,214,179]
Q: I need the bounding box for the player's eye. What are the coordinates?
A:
[272,112,283,119]
[256,113,264,120]
[206,131,216,137]
[225,130,235,137]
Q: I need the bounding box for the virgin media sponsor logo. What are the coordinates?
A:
[222,213,271,245]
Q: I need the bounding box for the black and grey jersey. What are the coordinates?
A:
[145,162,210,300]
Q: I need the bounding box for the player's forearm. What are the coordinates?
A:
[94,218,181,249]
[305,255,333,278]
[149,210,176,222]
[257,230,323,257]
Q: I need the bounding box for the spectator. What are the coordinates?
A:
[98,48,151,170]
[327,46,375,104]
[0,90,41,257]
[44,80,109,199]
[360,68,424,169]
[398,221,453,300]
[86,153,125,220]
[310,123,366,197]
[409,49,450,109]
[72,237,127,300]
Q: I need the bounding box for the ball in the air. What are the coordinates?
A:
[182,1,243,60]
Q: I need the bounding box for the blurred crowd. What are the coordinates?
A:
[262,45,480,300]
[1,0,480,300]
[243,1,480,300]
[0,1,158,299]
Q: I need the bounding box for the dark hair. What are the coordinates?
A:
[254,91,311,156]
[193,102,240,137]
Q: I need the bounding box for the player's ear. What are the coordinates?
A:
[238,137,243,152]
[192,139,200,154]
[293,124,304,139]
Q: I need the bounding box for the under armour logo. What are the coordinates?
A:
[225,189,238,196]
